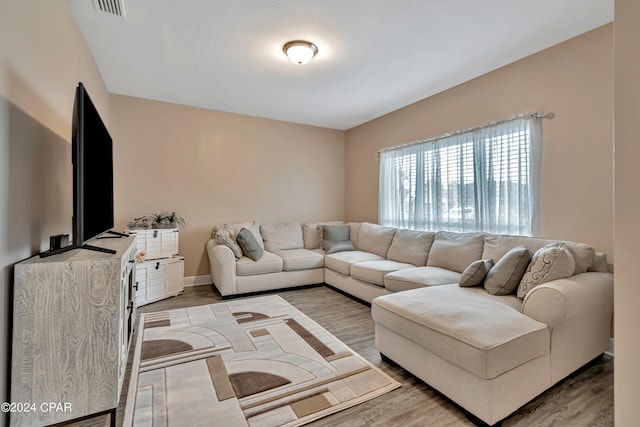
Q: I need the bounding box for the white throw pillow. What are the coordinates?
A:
[518,242,575,300]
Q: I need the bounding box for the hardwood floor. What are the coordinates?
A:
[74,284,613,427]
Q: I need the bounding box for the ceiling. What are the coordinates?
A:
[69,0,613,130]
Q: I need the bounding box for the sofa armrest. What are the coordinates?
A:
[206,239,237,296]
[522,271,613,383]
[522,272,613,329]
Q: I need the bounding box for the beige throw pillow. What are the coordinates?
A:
[484,246,531,295]
[214,228,243,259]
[459,259,494,287]
[517,242,575,300]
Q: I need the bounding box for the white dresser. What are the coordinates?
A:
[127,228,184,306]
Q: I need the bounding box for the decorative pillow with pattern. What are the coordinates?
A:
[517,242,575,300]
[214,228,243,259]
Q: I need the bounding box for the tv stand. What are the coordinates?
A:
[12,237,137,426]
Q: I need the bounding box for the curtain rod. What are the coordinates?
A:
[377,110,554,155]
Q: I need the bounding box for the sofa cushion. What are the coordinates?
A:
[517,242,575,299]
[236,251,283,276]
[323,239,355,255]
[351,260,415,286]
[348,222,362,248]
[324,251,384,276]
[459,259,494,287]
[302,221,344,249]
[260,223,304,252]
[384,266,462,293]
[482,234,595,275]
[357,222,397,258]
[276,249,324,271]
[484,246,531,296]
[427,231,485,273]
[372,286,549,379]
[386,229,435,266]
[236,228,264,261]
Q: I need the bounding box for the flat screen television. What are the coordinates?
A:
[41,82,122,257]
[72,82,115,249]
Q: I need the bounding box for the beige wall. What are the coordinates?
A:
[345,25,614,260]
[109,95,345,278]
[614,0,640,424]
[0,1,108,425]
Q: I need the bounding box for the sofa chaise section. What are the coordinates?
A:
[372,259,613,425]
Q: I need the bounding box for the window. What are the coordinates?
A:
[379,116,541,235]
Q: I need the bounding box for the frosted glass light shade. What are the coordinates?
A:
[283,41,318,65]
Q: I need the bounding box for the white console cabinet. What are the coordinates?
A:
[128,228,184,306]
[11,236,136,427]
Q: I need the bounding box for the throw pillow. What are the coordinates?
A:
[323,224,351,242]
[237,228,264,261]
[517,242,575,300]
[484,245,531,295]
[459,259,494,287]
[246,222,265,250]
[302,221,344,249]
[323,239,355,255]
[214,228,243,259]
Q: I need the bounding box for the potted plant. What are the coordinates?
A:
[146,211,187,229]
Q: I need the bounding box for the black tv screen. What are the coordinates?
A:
[72,82,114,247]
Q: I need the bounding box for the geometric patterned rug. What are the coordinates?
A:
[123,295,400,426]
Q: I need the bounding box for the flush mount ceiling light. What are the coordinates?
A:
[282,40,318,65]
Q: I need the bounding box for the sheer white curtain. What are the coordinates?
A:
[379,116,541,235]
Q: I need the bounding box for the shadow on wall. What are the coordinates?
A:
[6,99,71,255]
[1,73,73,426]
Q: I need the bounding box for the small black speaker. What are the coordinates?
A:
[50,234,70,250]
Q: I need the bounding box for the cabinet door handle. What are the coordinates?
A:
[155,262,160,270]
[134,282,139,290]
[127,302,134,312]
[129,259,135,263]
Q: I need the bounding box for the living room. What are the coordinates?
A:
[1,0,638,426]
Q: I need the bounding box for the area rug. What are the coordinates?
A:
[123,295,400,426]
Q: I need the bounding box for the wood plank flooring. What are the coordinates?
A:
[72,284,613,427]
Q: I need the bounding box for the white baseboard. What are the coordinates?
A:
[184,275,212,287]
[605,338,614,357]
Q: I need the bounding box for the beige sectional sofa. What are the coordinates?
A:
[206,220,613,425]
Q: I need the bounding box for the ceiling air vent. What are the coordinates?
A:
[93,0,126,19]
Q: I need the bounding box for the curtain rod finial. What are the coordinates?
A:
[532,111,555,119]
